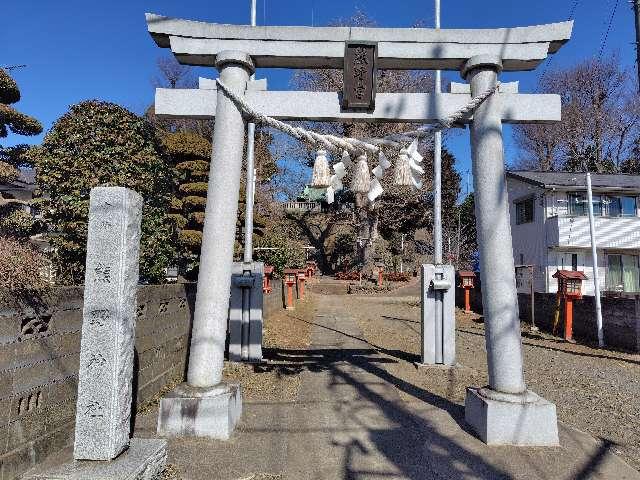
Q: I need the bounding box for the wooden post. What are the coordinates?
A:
[285,281,295,310]
[464,288,471,313]
[565,297,574,342]
[297,272,306,299]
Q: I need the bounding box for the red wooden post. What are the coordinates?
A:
[297,270,306,299]
[458,271,476,314]
[464,288,471,313]
[565,297,574,342]
[263,265,274,294]
[552,270,586,343]
[284,268,298,310]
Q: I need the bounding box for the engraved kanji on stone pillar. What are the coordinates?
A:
[74,187,143,460]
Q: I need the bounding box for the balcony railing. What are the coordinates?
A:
[546,215,640,249]
[283,201,321,212]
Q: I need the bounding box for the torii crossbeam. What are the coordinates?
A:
[146,13,572,447]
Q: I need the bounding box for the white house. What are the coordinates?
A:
[506,171,640,296]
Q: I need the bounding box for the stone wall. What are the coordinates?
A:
[456,283,640,352]
[0,284,195,480]
[264,279,284,318]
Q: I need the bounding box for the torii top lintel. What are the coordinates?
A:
[145,13,572,72]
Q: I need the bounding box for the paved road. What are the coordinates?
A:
[130,292,640,480]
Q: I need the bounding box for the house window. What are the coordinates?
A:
[605,196,637,217]
[571,253,578,271]
[568,192,602,216]
[515,197,534,224]
[607,254,640,292]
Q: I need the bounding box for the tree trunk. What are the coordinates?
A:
[354,193,379,277]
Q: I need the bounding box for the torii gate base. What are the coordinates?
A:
[465,388,558,445]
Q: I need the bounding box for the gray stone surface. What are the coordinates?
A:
[450,80,519,94]
[0,284,193,480]
[74,187,143,461]
[23,438,167,480]
[133,302,640,480]
[465,388,559,446]
[464,55,559,444]
[187,51,253,389]
[228,261,264,363]
[465,57,527,395]
[147,13,572,47]
[157,383,242,439]
[146,12,573,70]
[155,88,561,124]
[420,264,456,366]
[198,76,266,90]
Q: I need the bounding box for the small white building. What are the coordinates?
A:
[507,171,640,295]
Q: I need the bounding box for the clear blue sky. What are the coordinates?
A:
[3,0,638,194]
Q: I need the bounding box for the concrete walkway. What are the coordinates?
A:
[131,293,640,480]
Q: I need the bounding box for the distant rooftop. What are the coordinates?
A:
[507,171,640,190]
[0,168,36,191]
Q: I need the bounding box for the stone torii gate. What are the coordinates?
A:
[146,13,572,446]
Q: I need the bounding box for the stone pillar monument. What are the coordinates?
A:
[157,51,252,439]
[26,187,167,479]
[462,55,559,445]
[75,187,144,460]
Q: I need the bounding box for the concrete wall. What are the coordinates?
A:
[0,284,195,480]
[507,177,548,293]
[457,282,640,352]
[0,281,285,480]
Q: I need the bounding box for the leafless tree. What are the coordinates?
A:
[514,55,640,173]
[153,55,197,89]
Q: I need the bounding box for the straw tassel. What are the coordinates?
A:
[311,149,331,188]
[351,155,371,193]
[394,149,413,186]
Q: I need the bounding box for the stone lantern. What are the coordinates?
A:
[552,270,587,342]
[458,270,476,313]
[296,270,307,299]
[283,268,298,310]
[375,261,385,287]
[305,261,315,279]
[263,265,274,294]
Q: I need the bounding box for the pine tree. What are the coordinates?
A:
[163,132,211,279]
[0,68,43,239]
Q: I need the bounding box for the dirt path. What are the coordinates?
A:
[128,287,640,479]
[344,293,640,472]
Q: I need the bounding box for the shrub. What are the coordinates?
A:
[335,270,362,281]
[33,100,176,284]
[383,272,411,282]
[0,236,49,302]
[179,182,208,196]
[182,195,207,212]
[254,233,305,277]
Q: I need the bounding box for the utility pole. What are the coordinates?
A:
[243,0,258,263]
[586,172,605,347]
[633,0,640,90]
[433,0,443,265]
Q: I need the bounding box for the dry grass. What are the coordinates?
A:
[222,295,314,401]
[347,295,640,471]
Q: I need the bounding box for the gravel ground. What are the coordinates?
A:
[222,295,314,402]
[342,294,640,471]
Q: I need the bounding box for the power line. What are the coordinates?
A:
[1,64,27,71]
[537,0,581,85]
[598,0,621,59]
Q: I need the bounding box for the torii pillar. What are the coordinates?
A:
[156,51,251,439]
[462,55,558,445]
